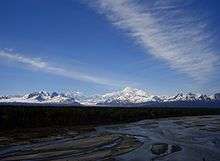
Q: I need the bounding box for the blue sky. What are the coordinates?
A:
[0,0,220,95]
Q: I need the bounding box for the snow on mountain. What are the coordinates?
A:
[165,93,212,102]
[93,87,215,106]
[64,91,89,103]
[0,91,79,105]
[0,87,219,106]
[95,87,162,105]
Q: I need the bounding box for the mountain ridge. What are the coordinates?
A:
[0,87,220,107]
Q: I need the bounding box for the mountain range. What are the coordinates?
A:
[0,87,220,107]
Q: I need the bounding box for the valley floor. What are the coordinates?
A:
[0,115,220,161]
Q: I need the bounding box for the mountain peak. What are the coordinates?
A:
[122,87,148,94]
[122,87,136,92]
[0,89,219,106]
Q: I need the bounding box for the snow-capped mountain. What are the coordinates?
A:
[0,91,79,105]
[95,88,217,106]
[164,93,212,102]
[95,87,162,105]
[0,87,219,107]
[64,91,89,103]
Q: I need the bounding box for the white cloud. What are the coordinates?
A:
[87,0,219,81]
[0,50,119,86]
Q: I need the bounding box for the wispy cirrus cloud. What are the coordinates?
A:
[0,50,120,86]
[86,0,219,81]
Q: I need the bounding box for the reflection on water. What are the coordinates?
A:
[1,115,220,161]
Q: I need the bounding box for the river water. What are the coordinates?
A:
[1,115,220,161]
